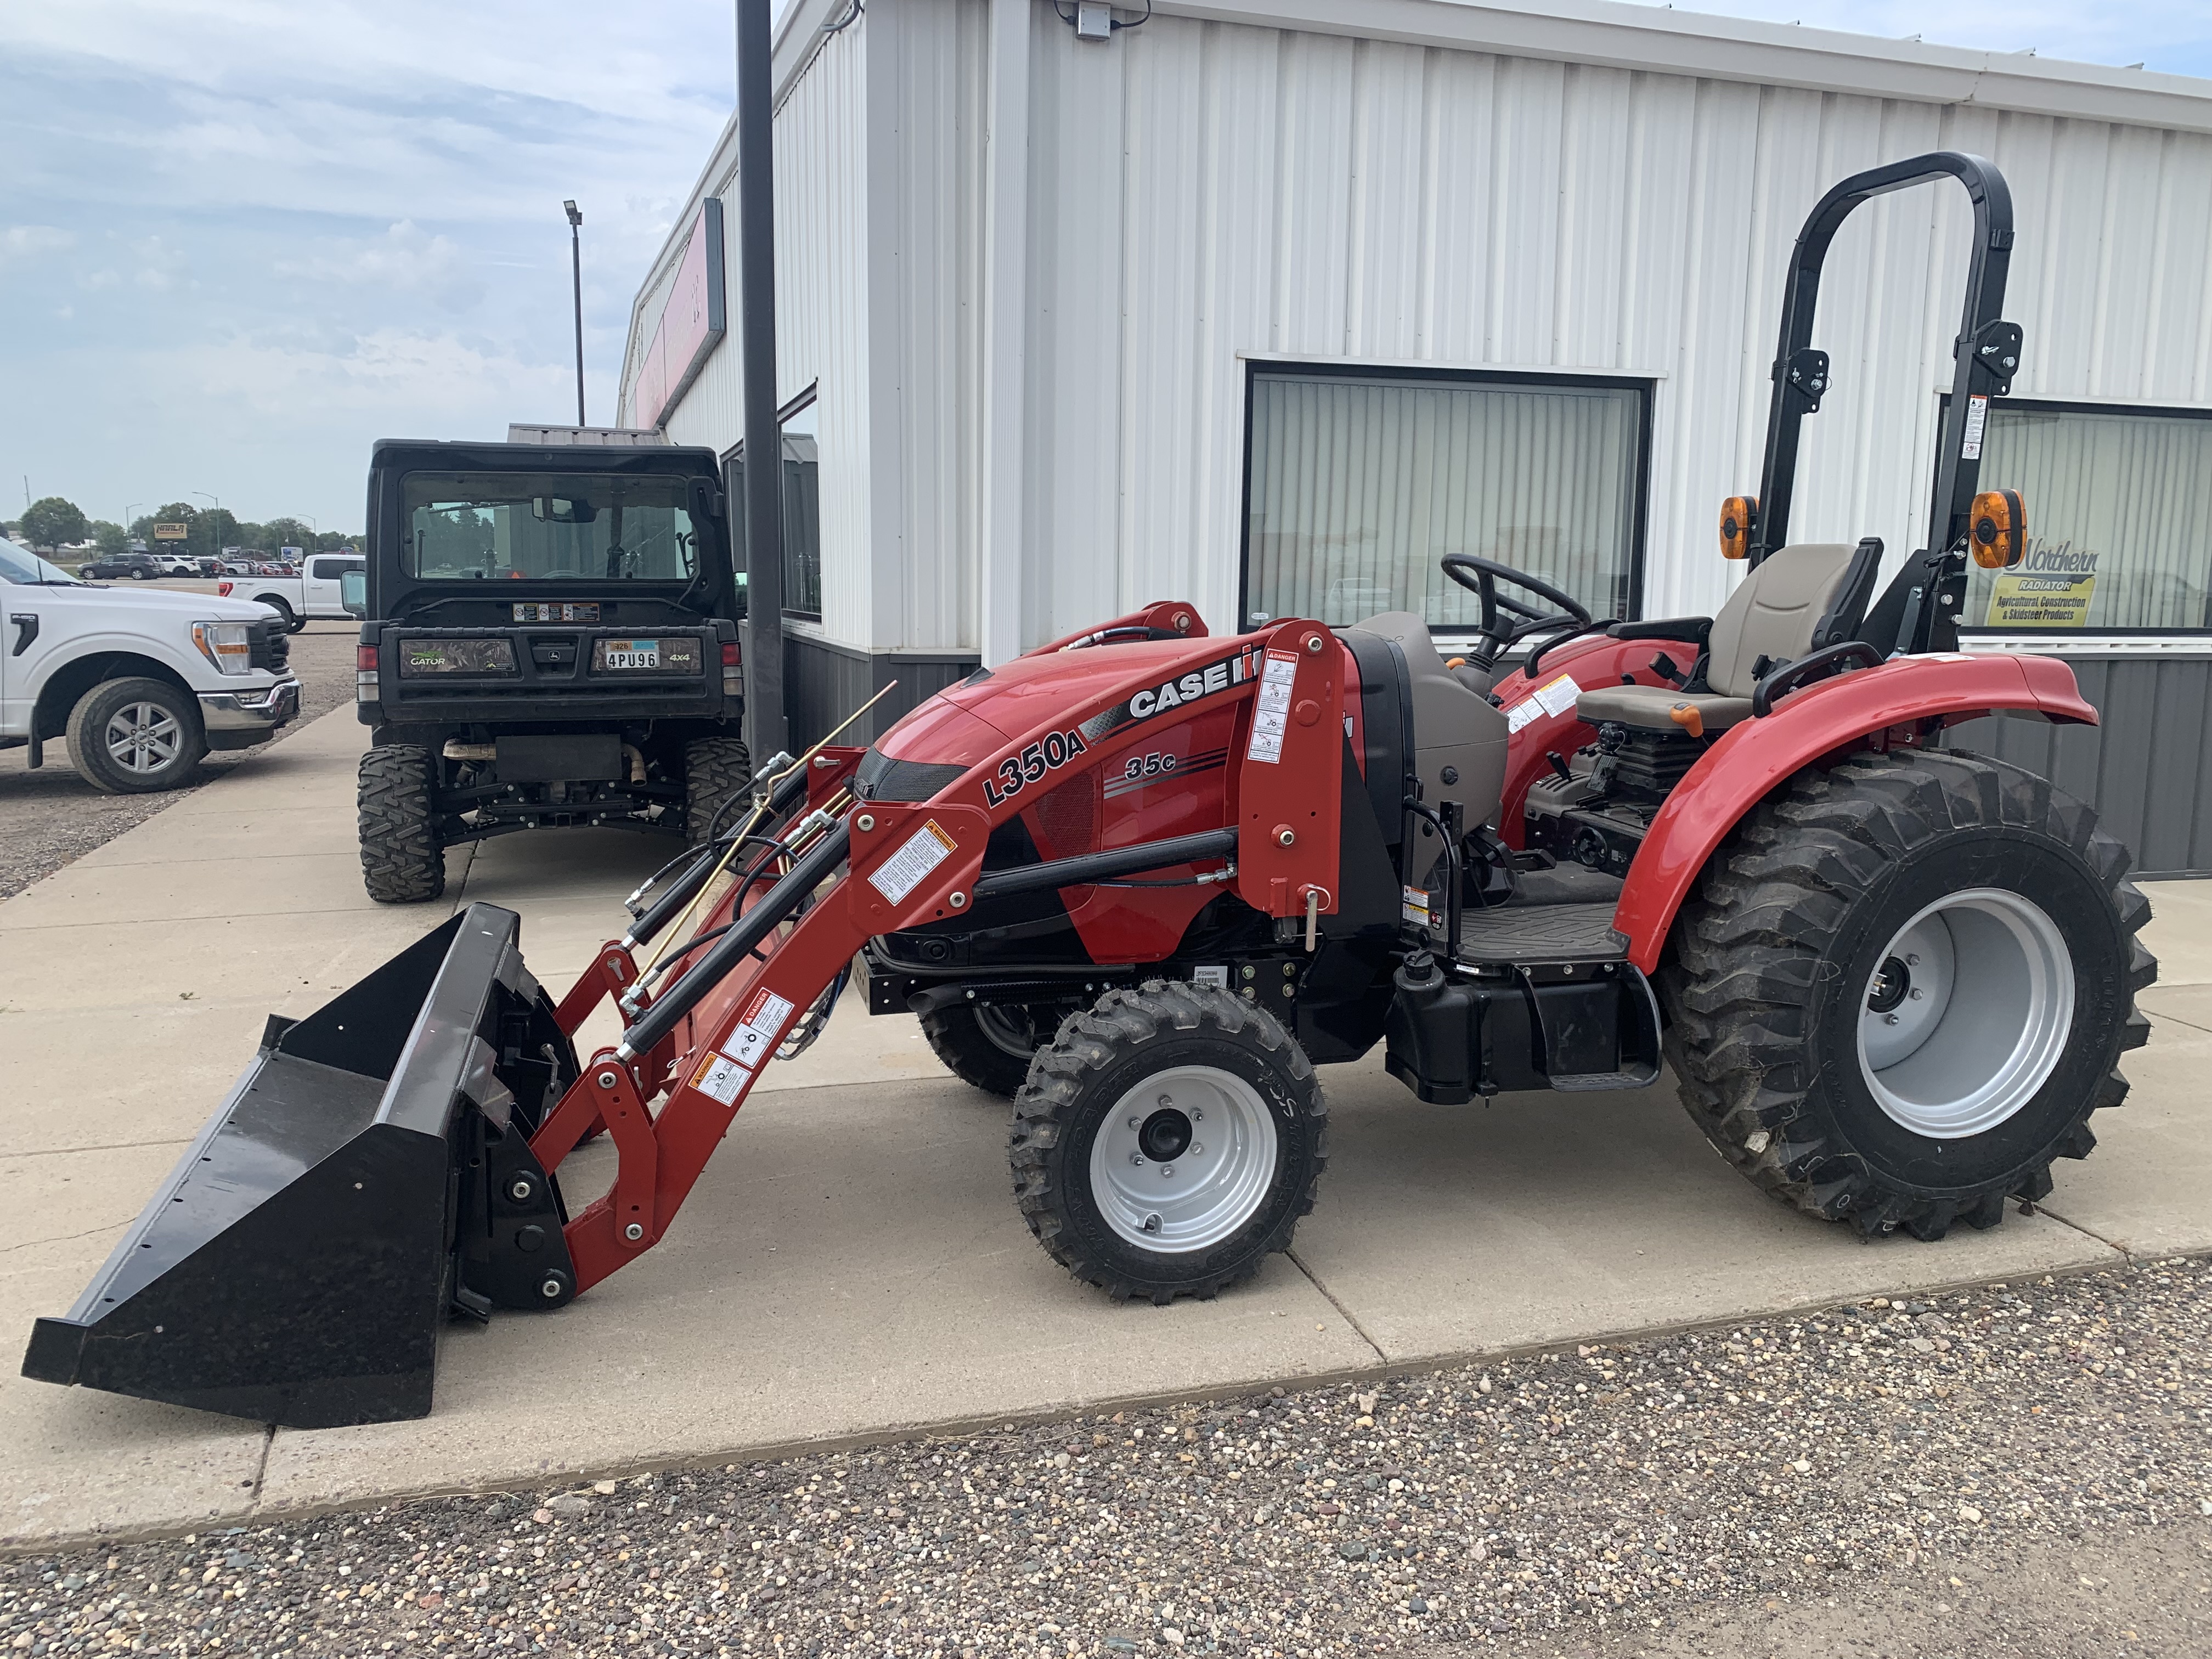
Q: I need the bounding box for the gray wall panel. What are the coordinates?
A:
[1945,657,2212,879]
[783,632,979,752]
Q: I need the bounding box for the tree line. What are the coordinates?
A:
[9,497,357,561]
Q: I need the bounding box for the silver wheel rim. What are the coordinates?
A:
[104,702,183,774]
[1088,1065,1279,1254]
[1856,887,2074,1139]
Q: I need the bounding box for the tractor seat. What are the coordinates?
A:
[1573,540,1881,733]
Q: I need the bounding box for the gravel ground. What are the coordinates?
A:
[5,1257,2210,1657]
[0,617,356,900]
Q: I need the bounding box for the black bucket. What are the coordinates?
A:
[22,904,579,1429]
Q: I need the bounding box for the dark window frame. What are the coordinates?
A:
[722,382,823,624]
[1235,359,1655,635]
[1944,392,2212,637]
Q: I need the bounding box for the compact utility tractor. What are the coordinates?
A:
[26,153,2153,1427]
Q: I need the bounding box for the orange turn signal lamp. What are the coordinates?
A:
[1719,495,1757,561]
[1970,488,2027,569]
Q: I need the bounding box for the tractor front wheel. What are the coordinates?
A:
[1662,748,2153,1240]
[1011,981,1327,1302]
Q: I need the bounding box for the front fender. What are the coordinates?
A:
[1613,652,2097,973]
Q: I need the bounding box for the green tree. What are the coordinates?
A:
[262,516,318,553]
[20,496,88,551]
[190,509,241,561]
[89,520,130,557]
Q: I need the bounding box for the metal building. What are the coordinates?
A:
[619,0,2212,872]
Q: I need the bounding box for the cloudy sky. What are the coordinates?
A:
[1,1,2205,537]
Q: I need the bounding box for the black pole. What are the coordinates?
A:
[736,0,787,760]
[565,201,586,426]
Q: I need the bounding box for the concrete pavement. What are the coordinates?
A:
[2,704,2207,1550]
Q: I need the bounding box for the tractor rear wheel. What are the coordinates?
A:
[1662,748,2153,1240]
[1011,981,1327,1302]
[922,1001,1057,1097]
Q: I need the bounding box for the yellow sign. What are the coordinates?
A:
[1984,540,2098,629]
[153,522,190,540]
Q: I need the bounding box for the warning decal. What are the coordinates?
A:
[866,819,957,905]
[1245,649,1301,764]
[1504,673,1582,735]
[729,987,798,1067]
[690,1051,753,1105]
[1961,394,1989,461]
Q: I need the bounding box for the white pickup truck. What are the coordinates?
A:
[1,537,301,792]
[216,550,365,632]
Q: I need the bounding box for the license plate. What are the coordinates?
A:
[514,602,600,623]
[592,636,701,674]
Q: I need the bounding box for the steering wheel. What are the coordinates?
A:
[1439,554,1592,671]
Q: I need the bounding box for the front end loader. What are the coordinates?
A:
[25,151,2155,1426]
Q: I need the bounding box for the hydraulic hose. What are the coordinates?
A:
[618,821,852,1062]
[625,764,815,949]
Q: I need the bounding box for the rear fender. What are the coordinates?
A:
[1613,652,2098,973]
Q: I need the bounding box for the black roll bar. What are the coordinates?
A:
[1749,152,2024,655]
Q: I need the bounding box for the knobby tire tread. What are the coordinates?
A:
[358,743,445,904]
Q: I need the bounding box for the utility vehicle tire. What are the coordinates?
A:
[358,743,445,904]
[65,676,207,794]
[1011,981,1327,1302]
[679,735,752,840]
[922,1002,1058,1097]
[1661,748,2153,1242]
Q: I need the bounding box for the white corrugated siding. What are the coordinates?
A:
[629,2,2212,656]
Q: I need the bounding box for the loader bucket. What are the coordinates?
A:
[22,904,578,1429]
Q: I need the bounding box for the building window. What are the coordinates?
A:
[725,391,823,622]
[1962,400,2212,634]
[1242,366,1647,633]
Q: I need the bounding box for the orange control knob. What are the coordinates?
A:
[1668,702,1705,740]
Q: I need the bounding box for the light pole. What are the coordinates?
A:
[125,503,142,546]
[192,492,220,565]
[565,200,586,427]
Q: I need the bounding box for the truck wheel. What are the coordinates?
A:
[358,743,446,904]
[1011,981,1327,1302]
[261,597,302,633]
[679,735,752,840]
[1661,749,2153,1242]
[65,677,208,794]
[922,1002,1057,1097]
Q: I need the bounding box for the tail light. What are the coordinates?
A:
[356,642,380,703]
[218,580,235,596]
[722,639,743,697]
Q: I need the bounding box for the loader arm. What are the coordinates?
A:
[529,619,1345,1294]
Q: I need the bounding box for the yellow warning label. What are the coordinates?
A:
[1984,541,2098,629]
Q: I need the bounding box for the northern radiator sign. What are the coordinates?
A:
[152,522,189,540]
[1983,540,2099,629]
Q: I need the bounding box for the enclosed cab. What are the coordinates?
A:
[352,438,749,902]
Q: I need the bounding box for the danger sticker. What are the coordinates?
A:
[690,1051,753,1105]
[1504,673,1582,734]
[729,987,798,1066]
[1401,885,1432,929]
[866,820,957,905]
[1245,650,1300,764]
[1961,393,1989,460]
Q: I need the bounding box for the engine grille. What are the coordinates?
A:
[249,620,290,674]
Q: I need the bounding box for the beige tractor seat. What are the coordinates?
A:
[1574,539,1882,734]
[1574,684,1753,732]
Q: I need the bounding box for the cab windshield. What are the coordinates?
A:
[0,539,84,585]
[402,472,699,583]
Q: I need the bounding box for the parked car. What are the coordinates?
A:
[77,551,165,580]
[216,550,365,632]
[0,536,300,792]
[150,551,200,577]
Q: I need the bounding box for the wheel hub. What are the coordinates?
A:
[1856,888,2074,1139]
[105,702,180,773]
[1089,1066,1278,1254]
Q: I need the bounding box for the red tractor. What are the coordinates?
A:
[26,153,2152,1426]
